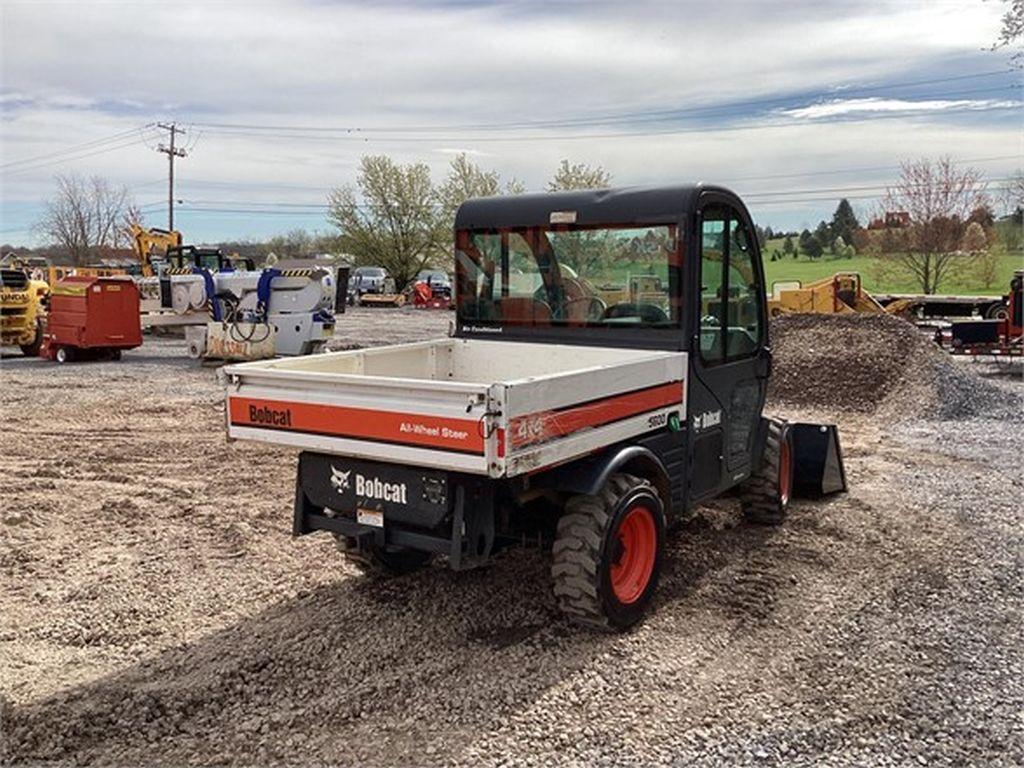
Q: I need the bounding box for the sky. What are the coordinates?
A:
[0,0,1021,246]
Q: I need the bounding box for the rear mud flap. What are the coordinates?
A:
[789,423,847,497]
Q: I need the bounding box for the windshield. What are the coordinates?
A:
[456,224,680,328]
[355,267,386,277]
[418,270,447,280]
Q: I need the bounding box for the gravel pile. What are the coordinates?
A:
[768,313,1019,420]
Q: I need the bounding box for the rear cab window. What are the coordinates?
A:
[455,224,682,330]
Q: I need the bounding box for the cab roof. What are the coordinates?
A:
[454,183,737,230]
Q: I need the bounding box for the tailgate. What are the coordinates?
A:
[224,365,492,474]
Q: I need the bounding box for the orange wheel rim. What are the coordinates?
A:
[610,505,657,604]
[779,439,792,505]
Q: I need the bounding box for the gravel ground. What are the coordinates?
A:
[1,309,1022,766]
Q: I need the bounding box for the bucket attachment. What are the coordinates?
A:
[789,422,847,497]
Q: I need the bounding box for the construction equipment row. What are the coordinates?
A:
[129,224,336,358]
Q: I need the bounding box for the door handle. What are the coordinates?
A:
[756,347,772,379]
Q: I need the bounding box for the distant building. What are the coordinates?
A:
[867,211,911,230]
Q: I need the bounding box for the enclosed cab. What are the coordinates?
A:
[223,185,842,629]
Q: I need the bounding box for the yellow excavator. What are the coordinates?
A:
[130,223,183,277]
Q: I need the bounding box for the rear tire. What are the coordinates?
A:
[739,418,793,525]
[552,473,664,631]
[985,302,1008,320]
[55,346,69,364]
[336,537,432,576]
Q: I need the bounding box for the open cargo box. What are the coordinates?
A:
[223,338,687,478]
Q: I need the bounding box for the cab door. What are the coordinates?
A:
[687,196,769,500]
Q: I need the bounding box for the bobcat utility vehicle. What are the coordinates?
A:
[222,185,844,629]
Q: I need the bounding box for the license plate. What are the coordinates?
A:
[357,508,384,528]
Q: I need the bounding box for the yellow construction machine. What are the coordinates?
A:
[0,256,50,355]
[767,272,887,317]
[130,223,183,277]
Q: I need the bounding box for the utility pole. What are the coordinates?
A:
[156,122,187,230]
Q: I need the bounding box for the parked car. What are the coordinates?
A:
[414,269,452,290]
[347,266,389,304]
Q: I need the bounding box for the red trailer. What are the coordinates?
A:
[42,275,142,363]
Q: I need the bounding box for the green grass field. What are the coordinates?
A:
[762,238,1024,295]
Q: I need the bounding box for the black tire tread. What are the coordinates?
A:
[740,417,789,525]
[551,473,658,630]
[19,319,43,357]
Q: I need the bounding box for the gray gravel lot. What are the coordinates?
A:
[1,309,1022,766]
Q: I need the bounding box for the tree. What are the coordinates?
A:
[881,157,989,293]
[1000,169,1024,217]
[37,173,133,264]
[438,152,522,229]
[266,229,314,259]
[830,198,860,247]
[814,220,832,255]
[794,230,819,260]
[797,229,814,257]
[327,155,444,290]
[962,222,988,253]
[968,204,995,229]
[438,153,501,222]
[963,222,997,288]
[782,235,795,257]
[548,160,612,191]
[991,0,1024,67]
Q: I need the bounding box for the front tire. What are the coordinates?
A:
[552,473,664,630]
[739,418,793,525]
[55,346,70,364]
[19,319,43,357]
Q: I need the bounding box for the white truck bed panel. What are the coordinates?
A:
[223,338,687,477]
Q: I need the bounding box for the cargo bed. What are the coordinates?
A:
[223,338,687,477]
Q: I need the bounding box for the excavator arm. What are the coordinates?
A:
[131,223,182,277]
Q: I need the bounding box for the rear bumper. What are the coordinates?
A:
[294,508,454,556]
[293,452,496,569]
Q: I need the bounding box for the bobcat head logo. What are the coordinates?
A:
[330,466,351,492]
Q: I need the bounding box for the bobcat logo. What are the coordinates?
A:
[330,466,351,493]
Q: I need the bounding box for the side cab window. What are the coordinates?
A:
[726,217,764,358]
[699,204,765,364]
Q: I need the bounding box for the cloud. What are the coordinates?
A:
[432,148,493,157]
[0,0,1017,242]
[782,97,1021,120]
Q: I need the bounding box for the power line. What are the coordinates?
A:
[173,174,1017,210]
[195,97,1021,145]
[155,154,1017,198]
[0,125,153,170]
[741,177,1014,199]
[2,133,160,176]
[190,69,1015,135]
[723,154,1020,183]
